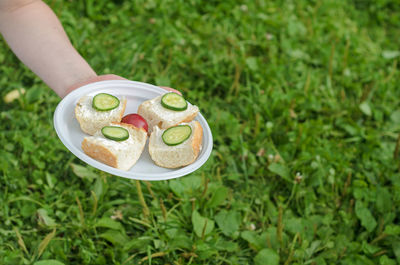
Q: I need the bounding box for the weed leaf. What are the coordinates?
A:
[359,102,372,116]
[215,210,241,237]
[393,241,400,263]
[268,163,290,181]
[95,217,124,231]
[192,210,214,237]
[37,208,56,227]
[206,186,228,208]
[384,225,400,236]
[376,187,392,214]
[123,236,152,252]
[70,163,98,181]
[99,230,128,245]
[254,248,279,265]
[355,201,377,232]
[241,231,268,251]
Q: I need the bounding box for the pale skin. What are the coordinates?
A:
[0,0,179,98]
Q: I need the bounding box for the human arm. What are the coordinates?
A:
[0,0,181,97]
[0,0,97,98]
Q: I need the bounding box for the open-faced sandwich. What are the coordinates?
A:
[139,92,203,168]
[75,93,126,135]
[76,91,203,171]
[81,122,147,171]
[148,121,203,168]
[138,92,199,131]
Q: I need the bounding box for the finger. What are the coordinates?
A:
[66,74,127,96]
[159,86,182,95]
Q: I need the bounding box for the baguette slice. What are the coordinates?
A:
[82,122,147,171]
[149,121,203,168]
[138,94,199,131]
[75,95,127,135]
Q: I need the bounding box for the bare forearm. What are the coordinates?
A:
[0,0,96,97]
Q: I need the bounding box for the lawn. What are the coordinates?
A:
[1,0,400,264]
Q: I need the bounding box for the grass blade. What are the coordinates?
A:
[37,228,56,258]
[14,227,29,255]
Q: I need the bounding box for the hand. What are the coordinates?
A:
[66,75,182,96]
[65,74,126,96]
[159,86,182,95]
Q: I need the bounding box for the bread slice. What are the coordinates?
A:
[75,95,127,135]
[148,121,203,168]
[81,122,147,171]
[137,94,199,131]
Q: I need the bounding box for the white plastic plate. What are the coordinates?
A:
[53,80,213,181]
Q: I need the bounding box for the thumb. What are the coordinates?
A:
[159,86,182,95]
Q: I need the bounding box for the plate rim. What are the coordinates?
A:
[53,80,213,181]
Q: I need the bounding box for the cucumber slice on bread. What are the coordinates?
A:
[101,126,129,141]
[162,125,192,146]
[161,93,187,111]
[92,93,120,111]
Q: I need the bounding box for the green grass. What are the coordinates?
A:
[1,0,400,264]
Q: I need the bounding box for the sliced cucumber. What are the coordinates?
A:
[101,126,129,141]
[161,93,188,111]
[162,125,192,146]
[92,93,120,111]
